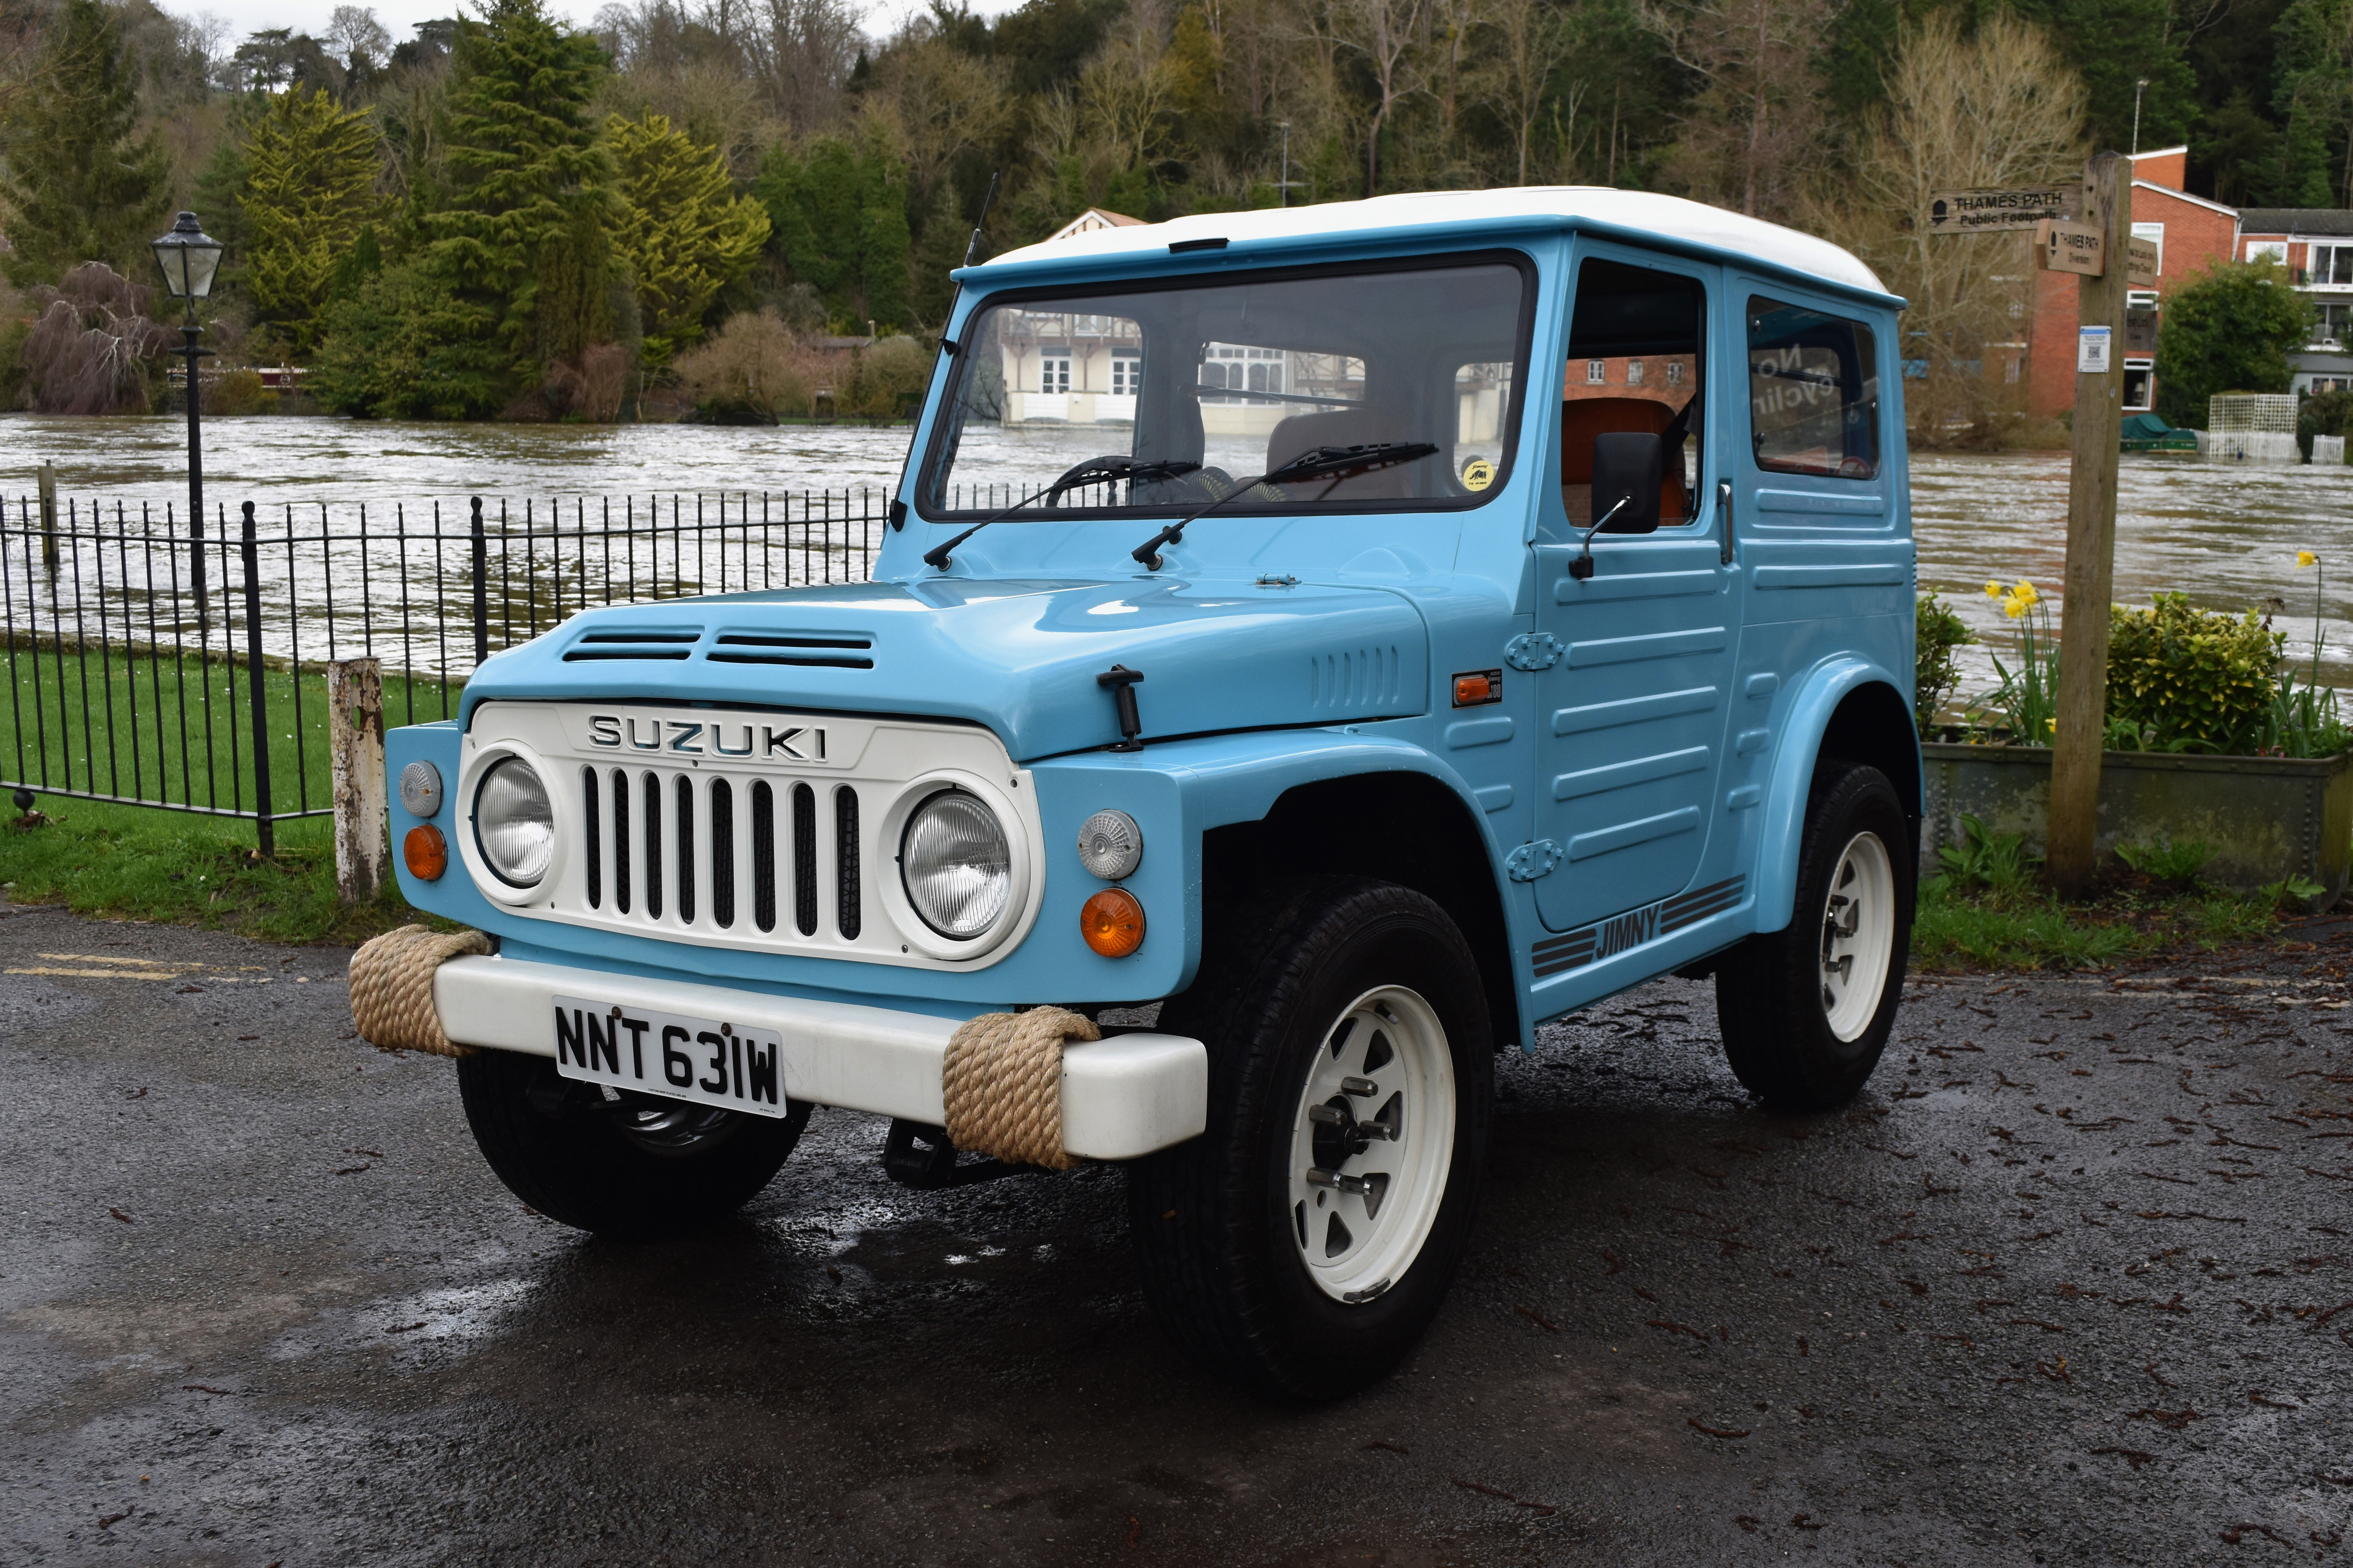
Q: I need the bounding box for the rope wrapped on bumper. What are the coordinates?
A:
[349,924,493,1057]
[942,1006,1102,1170]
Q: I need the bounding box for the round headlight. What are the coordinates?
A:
[474,757,554,887]
[1076,809,1142,880]
[900,789,1011,939]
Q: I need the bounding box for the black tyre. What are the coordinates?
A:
[1715,759,1913,1110]
[1128,876,1494,1401]
[456,1048,810,1239]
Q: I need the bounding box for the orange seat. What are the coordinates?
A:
[1561,395,1690,521]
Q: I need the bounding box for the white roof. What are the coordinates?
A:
[989,187,1889,296]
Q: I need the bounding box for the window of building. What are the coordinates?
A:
[1626,360,1646,385]
[2131,222,2165,275]
[2315,302,2353,347]
[1747,296,1880,480]
[2121,363,2153,412]
[1665,360,1684,385]
[1040,355,1070,394]
[2309,244,2353,286]
[1110,356,1140,396]
[2247,240,2288,265]
[1586,359,1607,384]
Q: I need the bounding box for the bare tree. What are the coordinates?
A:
[1639,0,1827,219]
[1326,0,1428,193]
[324,6,392,73]
[1807,11,2086,442]
[1479,0,1574,184]
[747,0,864,135]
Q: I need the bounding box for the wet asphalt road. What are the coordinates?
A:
[3,905,2351,1567]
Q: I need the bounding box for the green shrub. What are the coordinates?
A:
[1915,592,1971,737]
[1935,813,2039,894]
[2104,592,2280,754]
[2114,834,2215,885]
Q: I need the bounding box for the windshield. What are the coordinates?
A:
[921,256,1531,518]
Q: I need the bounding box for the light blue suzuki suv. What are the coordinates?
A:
[387,188,1919,1399]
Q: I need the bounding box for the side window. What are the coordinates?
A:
[1559,257,1706,527]
[1747,297,1879,480]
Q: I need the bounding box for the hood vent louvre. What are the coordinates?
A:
[706,632,874,670]
[563,628,703,663]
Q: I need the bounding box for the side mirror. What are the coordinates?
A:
[1591,432,1663,534]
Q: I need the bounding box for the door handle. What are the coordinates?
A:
[1717,480,1735,567]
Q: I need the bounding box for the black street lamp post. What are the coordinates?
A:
[150,211,224,635]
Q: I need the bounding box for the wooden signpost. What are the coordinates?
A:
[1926,155,2132,898]
[2048,152,2130,897]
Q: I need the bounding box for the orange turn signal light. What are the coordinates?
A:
[1453,669,1501,707]
[404,824,448,881]
[1080,887,1145,958]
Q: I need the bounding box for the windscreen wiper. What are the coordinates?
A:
[923,454,1201,569]
[1127,441,1441,571]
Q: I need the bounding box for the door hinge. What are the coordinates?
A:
[1506,839,1564,881]
[1503,632,1563,672]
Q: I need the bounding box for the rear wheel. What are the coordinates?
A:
[1128,877,1492,1401]
[1715,760,1912,1110]
[457,1048,810,1238]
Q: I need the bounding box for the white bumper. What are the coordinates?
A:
[433,955,1208,1161]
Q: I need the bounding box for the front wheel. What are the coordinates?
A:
[1715,759,1913,1110]
[457,1048,811,1239]
[1128,877,1493,1401]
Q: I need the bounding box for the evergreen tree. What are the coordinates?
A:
[0,0,172,287]
[241,89,392,359]
[608,112,770,369]
[425,0,613,386]
[753,128,914,329]
[2153,258,2312,427]
[310,260,511,418]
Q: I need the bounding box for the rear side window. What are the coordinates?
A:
[1747,298,1879,479]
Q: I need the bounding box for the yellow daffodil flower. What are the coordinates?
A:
[2013,579,2039,605]
[2299,550,2319,569]
[2003,595,2027,619]
[1985,580,2004,599]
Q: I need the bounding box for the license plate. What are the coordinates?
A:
[551,995,791,1118]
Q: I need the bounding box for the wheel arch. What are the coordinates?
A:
[1752,660,1921,933]
[1201,770,1520,1052]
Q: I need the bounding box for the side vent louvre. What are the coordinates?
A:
[1307,646,1404,711]
[707,633,875,669]
[562,628,702,662]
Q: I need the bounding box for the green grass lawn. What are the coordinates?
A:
[0,642,458,822]
[1910,875,2287,970]
[0,646,461,945]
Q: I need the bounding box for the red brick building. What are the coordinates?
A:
[2020,146,2240,419]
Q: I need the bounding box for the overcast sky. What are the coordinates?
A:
[163,0,1009,48]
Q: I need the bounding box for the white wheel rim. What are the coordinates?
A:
[1286,985,1456,1303]
[1820,830,1895,1042]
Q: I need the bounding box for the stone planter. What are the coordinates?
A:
[1919,743,2353,905]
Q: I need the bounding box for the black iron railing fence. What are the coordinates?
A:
[0,489,888,852]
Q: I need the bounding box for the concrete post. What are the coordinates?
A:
[2048,152,2130,898]
[328,658,388,903]
[36,462,56,567]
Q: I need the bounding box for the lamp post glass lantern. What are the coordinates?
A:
[150,212,223,639]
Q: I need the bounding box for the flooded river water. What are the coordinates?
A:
[6,413,2350,691]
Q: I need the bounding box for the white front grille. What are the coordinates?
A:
[458,702,1042,970]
